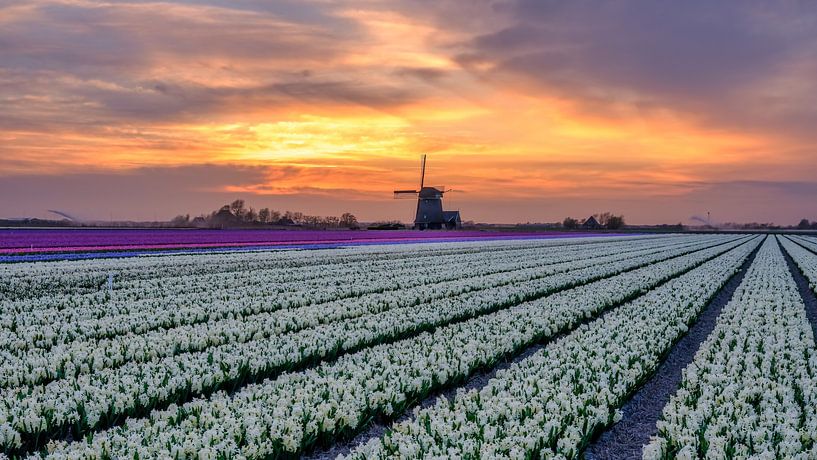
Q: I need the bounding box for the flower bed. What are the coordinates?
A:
[27,237,757,458]
[343,238,760,459]
[645,237,817,459]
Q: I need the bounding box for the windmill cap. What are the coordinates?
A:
[419,187,445,198]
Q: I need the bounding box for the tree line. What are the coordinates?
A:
[797,219,817,230]
[561,212,626,230]
[171,200,359,229]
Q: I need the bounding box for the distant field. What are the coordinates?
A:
[2,234,816,459]
[0,228,618,262]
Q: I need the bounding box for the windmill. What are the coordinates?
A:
[394,155,462,230]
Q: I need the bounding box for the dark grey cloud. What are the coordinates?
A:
[394,67,450,82]
[681,179,817,224]
[1,5,146,74]
[4,0,816,130]
[491,1,782,92]
[0,1,424,127]
[448,0,817,137]
[706,180,817,198]
[260,80,413,108]
[62,78,415,123]
[0,2,349,77]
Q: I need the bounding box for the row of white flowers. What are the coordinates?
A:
[343,237,761,460]
[0,237,597,318]
[0,237,742,449]
[780,236,817,292]
[28,237,760,458]
[789,235,817,255]
[0,237,689,353]
[2,239,507,300]
[644,237,817,459]
[3,236,650,303]
[0,242,566,345]
[0,237,703,354]
[0,236,728,389]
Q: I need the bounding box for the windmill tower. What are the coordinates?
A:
[394,155,462,230]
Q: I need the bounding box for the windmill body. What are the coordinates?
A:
[416,187,445,229]
[394,156,462,230]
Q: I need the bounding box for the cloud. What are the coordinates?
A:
[705,179,817,198]
[445,0,817,138]
[2,0,817,224]
[0,0,428,129]
[0,1,346,75]
[393,67,449,82]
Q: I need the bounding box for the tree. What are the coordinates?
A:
[230,200,246,219]
[258,208,271,223]
[170,214,190,226]
[797,218,811,229]
[594,212,625,229]
[340,212,358,228]
[605,214,625,229]
[594,212,611,226]
[269,210,281,223]
[562,217,579,229]
[245,207,257,223]
[302,215,320,227]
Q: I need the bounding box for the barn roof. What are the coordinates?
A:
[443,210,461,223]
[582,215,601,228]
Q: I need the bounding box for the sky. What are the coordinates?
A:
[1,0,816,224]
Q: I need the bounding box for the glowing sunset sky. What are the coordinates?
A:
[1,1,816,224]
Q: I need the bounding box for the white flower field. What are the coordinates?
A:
[1,233,816,459]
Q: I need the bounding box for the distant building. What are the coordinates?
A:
[210,209,240,228]
[191,216,208,228]
[442,210,462,230]
[582,215,602,230]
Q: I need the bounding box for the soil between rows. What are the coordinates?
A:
[305,237,758,460]
[581,236,764,460]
